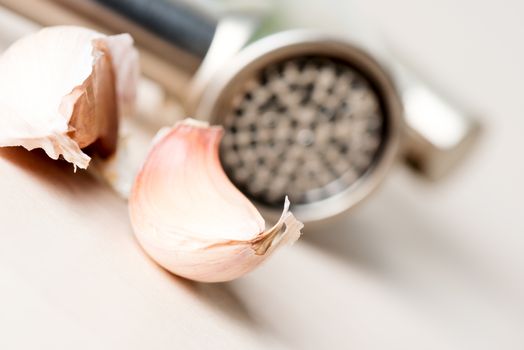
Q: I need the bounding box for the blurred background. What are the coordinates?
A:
[0,0,523,349]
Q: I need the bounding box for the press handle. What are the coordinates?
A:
[92,0,216,58]
[394,64,481,179]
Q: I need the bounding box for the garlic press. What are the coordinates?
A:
[2,0,479,223]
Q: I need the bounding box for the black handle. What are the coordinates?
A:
[93,0,217,58]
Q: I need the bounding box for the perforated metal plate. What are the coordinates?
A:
[220,56,387,207]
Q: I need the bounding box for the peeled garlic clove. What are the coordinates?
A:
[0,26,139,169]
[129,119,303,283]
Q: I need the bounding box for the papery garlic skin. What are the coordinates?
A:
[129,120,303,282]
[0,26,139,169]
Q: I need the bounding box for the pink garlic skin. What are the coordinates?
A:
[129,121,302,283]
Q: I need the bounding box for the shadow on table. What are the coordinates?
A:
[0,146,99,196]
[148,259,281,344]
[301,181,487,287]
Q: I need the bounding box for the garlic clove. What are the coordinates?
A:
[129,119,303,282]
[0,26,139,169]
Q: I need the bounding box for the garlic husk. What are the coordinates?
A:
[0,26,139,169]
[129,119,303,282]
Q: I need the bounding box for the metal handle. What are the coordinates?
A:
[391,61,480,179]
[91,0,216,58]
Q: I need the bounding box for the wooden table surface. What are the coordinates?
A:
[1,1,523,349]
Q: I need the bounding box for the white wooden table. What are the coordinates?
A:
[0,0,523,349]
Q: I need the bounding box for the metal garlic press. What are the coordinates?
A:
[1,0,479,223]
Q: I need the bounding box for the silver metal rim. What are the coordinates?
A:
[195,29,404,223]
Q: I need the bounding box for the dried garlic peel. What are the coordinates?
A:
[0,26,139,169]
[129,119,303,282]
